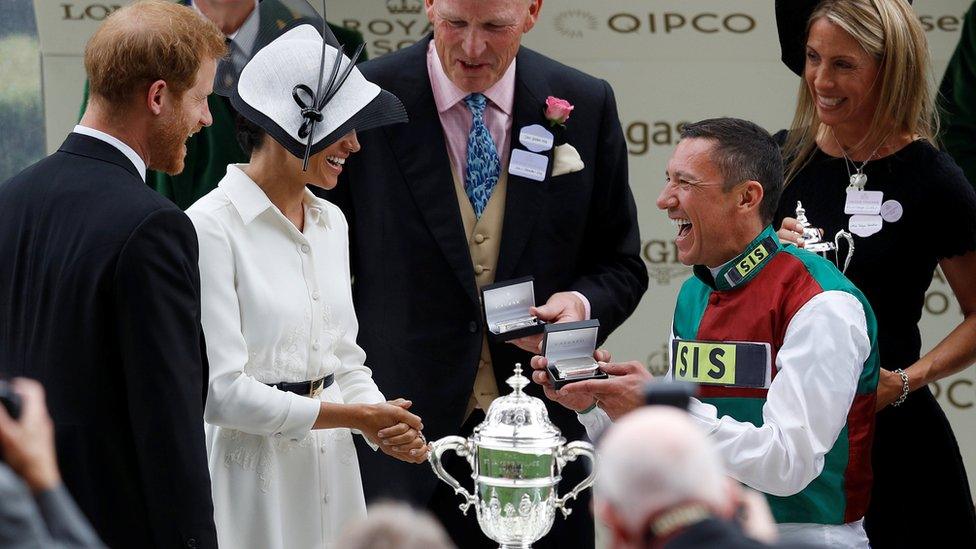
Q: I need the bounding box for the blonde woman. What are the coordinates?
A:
[775,1,976,547]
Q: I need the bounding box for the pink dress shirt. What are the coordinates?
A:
[426,40,515,185]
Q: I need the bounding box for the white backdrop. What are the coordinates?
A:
[36,0,976,498]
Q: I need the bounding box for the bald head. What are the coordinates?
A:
[337,502,455,549]
[596,406,729,533]
[85,0,225,112]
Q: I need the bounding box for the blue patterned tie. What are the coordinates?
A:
[463,93,500,218]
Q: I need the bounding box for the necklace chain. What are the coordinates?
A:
[829,127,889,190]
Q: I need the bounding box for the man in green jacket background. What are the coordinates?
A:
[940,1,976,189]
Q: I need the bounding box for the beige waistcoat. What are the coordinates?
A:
[452,168,508,419]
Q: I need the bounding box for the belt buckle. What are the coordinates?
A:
[310,378,324,399]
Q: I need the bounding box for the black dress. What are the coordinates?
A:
[773,133,976,548]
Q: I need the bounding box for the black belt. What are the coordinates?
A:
[266,374,335,398]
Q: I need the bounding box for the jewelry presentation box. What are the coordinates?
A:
[481,276,547,342]
[543,319,608,390]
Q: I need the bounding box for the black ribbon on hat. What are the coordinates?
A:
[292,31,367,171]
[293,84,323,139]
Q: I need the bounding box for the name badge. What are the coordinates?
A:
[880,199,903,223]
[844,190,883,215]
[509,149,549,182]
[670,339,771,388]
[849,214,883,237]
[518,124,554,153]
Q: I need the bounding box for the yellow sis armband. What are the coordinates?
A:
[669,339,772,388]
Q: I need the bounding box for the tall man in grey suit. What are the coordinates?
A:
[328,0,647,546]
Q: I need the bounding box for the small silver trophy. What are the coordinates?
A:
[795,201,854,273]
[428,364,596,548]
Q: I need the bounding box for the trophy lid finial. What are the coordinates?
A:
[795,201,808,225]
[507,363,529,394]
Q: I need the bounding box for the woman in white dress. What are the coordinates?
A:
[186,4,426,547]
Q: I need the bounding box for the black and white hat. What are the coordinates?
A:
[216,0,407,168]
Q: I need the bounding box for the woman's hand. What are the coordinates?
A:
[875,368,905,411]
[377,423,428,464]
[355,401,428,463]
[353,402,422,442]
[777,217,804,246]
[376,398,428,463]
[315,400,428,463]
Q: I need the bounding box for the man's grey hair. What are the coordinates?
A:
[596,406,729,533]
[337,502,456,549]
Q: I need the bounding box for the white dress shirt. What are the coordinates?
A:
[578,290,871,548]
[187,165,385,549]
[72,124,146,181]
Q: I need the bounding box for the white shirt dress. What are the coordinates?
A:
[187,165,386,549]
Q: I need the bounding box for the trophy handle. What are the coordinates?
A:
[428,435,477,515]
[834,230,855,274]
[554,441,597,518]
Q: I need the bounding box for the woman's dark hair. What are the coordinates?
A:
[234,111,267,155]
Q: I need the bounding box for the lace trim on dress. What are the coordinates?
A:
[219,428,315,493]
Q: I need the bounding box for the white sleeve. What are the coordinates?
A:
[332,214,385,407]
[577,407,612,440]
[190,210,320,440]
[686,291,870,497]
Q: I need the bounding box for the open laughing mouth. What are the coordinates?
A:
[672,217,692,240]
[816,95,845,110]
[325,156,345,169]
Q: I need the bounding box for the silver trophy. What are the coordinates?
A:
[428,364,596,549]
[795,201,854,273]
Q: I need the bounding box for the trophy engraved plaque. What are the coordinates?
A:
[428,365,596,548]
[795,201,854,273]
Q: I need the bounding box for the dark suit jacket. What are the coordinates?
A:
[328,36,647,545]
[0,134,217,548]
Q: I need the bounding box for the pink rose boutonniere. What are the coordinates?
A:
[544,96,574,128]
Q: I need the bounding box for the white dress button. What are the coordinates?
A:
[301,244,310,253]
[312,290,320,300]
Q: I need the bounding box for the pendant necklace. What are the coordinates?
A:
[830,127,888,191]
